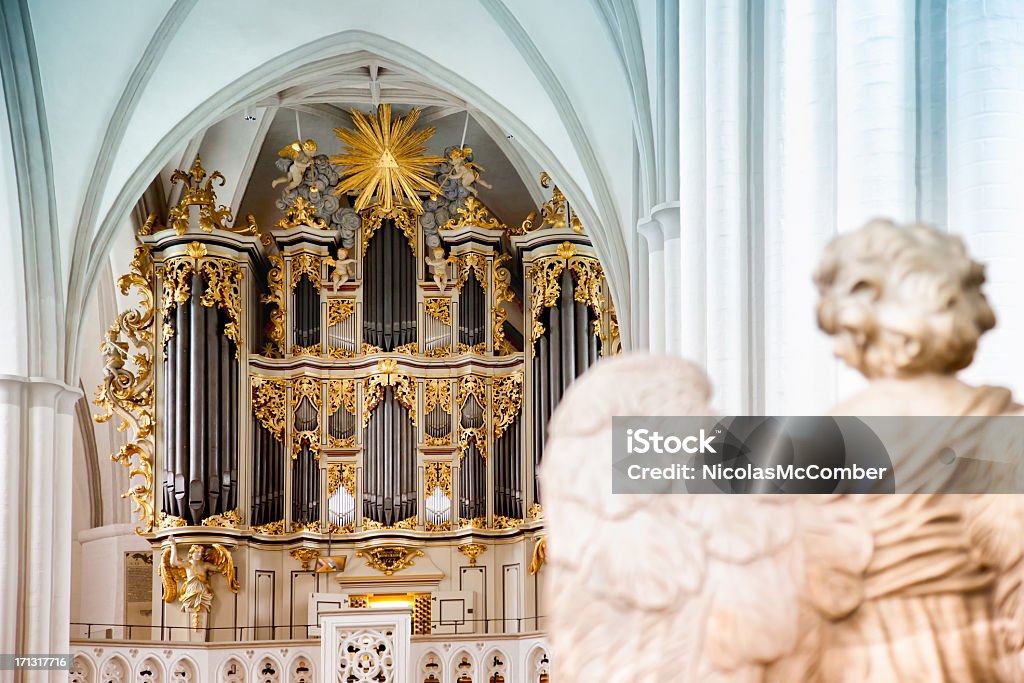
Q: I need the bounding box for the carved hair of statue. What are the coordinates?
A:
[814,218,996,378]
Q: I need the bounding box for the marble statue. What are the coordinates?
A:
[543,219,1024,682]
[330,247,357,288]
[159,539,239,631]
[272,139,317,191]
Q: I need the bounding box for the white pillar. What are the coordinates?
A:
[763,0,839,414]
[705,0,748,414]
[836,0,916,228]
[638,221,665,353]
[948,0,1024,397]
[0,377,80,683]
[678,0,707,368]
[658,204,682,355]
[834,1,916,401]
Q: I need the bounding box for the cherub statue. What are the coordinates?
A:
[543,220,1024,682]
[99,325,128,382]
[424,246,450,290]
[272,139,317,192]
[443,147,491,197]
[330,247,357,288]
[159,539,239,631]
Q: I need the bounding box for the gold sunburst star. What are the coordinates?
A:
[331,104,444,214]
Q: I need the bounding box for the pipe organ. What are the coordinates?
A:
[95,105,618,641]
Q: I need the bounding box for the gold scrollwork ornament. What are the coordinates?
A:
[94,245,156,534]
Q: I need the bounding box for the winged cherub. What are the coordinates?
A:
[444,147,491,196]
[272,138,317,192]
[159,538,239,630]
[424,246,451,290]
[544,220,1024,682]
[330,247,357,288]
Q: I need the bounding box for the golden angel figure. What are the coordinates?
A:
[272,138,317,191]
[159,540,239,630]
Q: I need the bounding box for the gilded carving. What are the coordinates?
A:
[492,372,523,440]
[363,361,416,427]
[290,343,322,357]
[261,254,286,357]
[275,195,328,230]
[424,433,451,447]
[201,509,242,529]
[394,342,418,355]
[361,203,419,257]
[328,298,356,326]
[328,378,357,416]
[492,515,524,530]
[458,426,488,462]
[569,257,605,324]
[492,254,518,356]
[292,376,322,460]
[457,543,487,566]
[251,519,286,535]
[456,342,486,355]
[167,157,233,234]
[457,375,486,409]
[290,253,325,291]
[331,104,443,214]
[199,259,244,355]
[159,541,239,630]
[355,546,425,575]
[423,345,452,358]
[527,256,566,345]
[424,461,452,499]
[440,195,505,232]
[424,297,452,326]
[528,536,546,575]
[453,252,488,292]
[94,245,156,534]
[423,379,452,416]
[158,512,187,529]
[251,376,287,442]
[290,547,321,571]
[514,172,583,235]
[158,257,194,343]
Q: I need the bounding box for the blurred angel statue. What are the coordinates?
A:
[159,538,239,631]
[272,138,317,191]
[543,219,1024,682]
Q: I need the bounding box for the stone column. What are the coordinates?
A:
[637,220,665,353]
[0,376,81,683]
[948,0,1024,396]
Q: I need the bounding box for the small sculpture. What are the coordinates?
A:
[330,247,357,288]
[159,539,239,630]
[425,246,450,290]
[544,220,1024,682]
[442,147,491,197]
[272,139,317,192]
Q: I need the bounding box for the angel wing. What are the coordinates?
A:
[965,496,1024,679]
[542,354,819,682]
[158,546,185,604]
[277,140,303,159]
[206,544,240,593]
